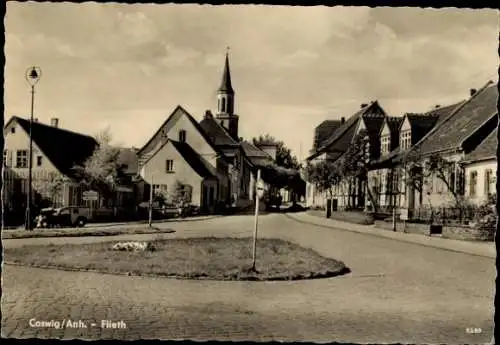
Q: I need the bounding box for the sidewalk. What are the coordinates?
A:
[285,212,496,259]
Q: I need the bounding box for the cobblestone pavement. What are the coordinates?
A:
[2,214,495,343]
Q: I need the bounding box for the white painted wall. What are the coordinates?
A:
[3,120,60,177]
[464,159,497,205]
[140,141,204,207]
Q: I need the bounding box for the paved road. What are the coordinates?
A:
[2,213,495,343]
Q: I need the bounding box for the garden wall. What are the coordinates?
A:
[442,225,494,241]
[307,210,375,225]
[374,220,494,241]
[374,220,429,235]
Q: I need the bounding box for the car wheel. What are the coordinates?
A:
[76,217,87,227]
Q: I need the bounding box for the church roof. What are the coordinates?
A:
[199,114,239,147]
[218,52,234,94]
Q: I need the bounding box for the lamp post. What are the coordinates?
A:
[24,66,42,230]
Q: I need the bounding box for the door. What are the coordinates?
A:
[58,208,72,226]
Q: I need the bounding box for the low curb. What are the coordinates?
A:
[3,261,351,282]
[284,213,495,259]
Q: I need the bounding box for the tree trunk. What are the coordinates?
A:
[366,184,378,213]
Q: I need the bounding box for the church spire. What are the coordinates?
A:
[218,48,234,94]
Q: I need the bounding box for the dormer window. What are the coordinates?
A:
[381,135,391,155]
[400,130,411,150]
[178,130,186,143]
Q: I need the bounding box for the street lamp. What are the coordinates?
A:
[24,66,42,230]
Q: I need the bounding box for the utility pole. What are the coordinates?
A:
[251,169,262,272]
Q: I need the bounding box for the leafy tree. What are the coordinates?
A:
[303,160,342,199]
[32,173,66,208]
[335,130,380,210]
[72,127,125,204]
[252,134,300,170]
[170,180,192,206]
[402,150,465,207]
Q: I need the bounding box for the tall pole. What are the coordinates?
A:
[252,169,261,272]
[24,84,35,230]
[148,174,154,227]
[24,67,41,230]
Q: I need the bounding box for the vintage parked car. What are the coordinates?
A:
[36,206,91,228]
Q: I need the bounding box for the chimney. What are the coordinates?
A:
[50,118,59,127]
[470,88,477,97]
[204,110,213,119]
[361,103,368,109]
[341,117,346,124]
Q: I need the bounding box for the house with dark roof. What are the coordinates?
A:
[461,127,497,205]
[137,105,231,214]
[367,101,464,213]
[304,101,387,210]
[3,116,98,212]
[402,81,499,210]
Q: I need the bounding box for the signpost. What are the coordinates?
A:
[400,208,408,233]
[82,190,98,219]
[251,169,263,272]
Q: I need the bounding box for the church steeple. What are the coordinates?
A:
[216,48,239,139]
[218,51,234,94]
[217,48,235,116]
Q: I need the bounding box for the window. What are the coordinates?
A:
[449,168,456,193]
[221,98,226,113]
[16,150,28,168]
[178,130,186,143]
[165,159,174,173]
[152,184,167,195]
[469,171,478,197]
[485,169,496,196]
[3,150,8,167]
[381,135,391,155]
[36,156,43,167]
[11,127,15,134]
[400,130,411,150]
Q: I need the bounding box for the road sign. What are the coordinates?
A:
[82,190,99,201]
[400,208,408,221]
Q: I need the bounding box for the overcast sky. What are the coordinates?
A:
[4,3,499,160]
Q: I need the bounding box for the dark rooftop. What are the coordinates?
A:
[464,127,497,162]
[8,116,98,178]
[415,82,498,155]
[170,140,216,179]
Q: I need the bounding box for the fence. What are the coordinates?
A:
[409,206,483,225]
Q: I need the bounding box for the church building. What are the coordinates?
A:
[137,51,277,214]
